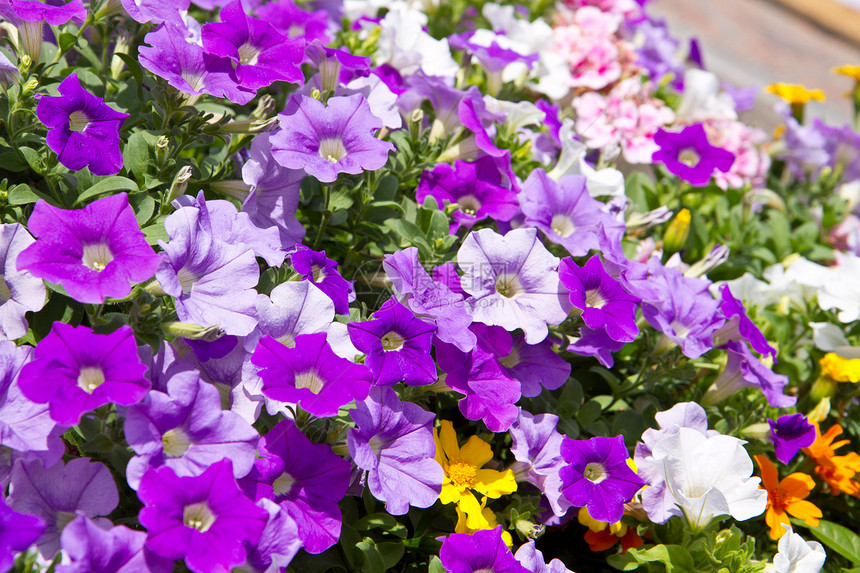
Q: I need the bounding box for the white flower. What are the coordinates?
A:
[675,69,737,124]
[645,427,766,531]
[375,7,459,83]
[817,253,860,323]
[773,525,826,573]
[549,119,625,197]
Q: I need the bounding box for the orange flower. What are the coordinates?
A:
[754,455,822,539]
[802,423,860,497]
[578,507,643,553]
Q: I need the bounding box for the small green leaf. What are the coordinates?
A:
[114,52,144,86]
[75,176,139,205]
[809,520,860,564]
[608,544,694,573]
[353,513,397,532]
[128,192,155,225]
[18,147,43,171]
[427,556,445,573]
[8,184,43,205]
[58,32,77,54]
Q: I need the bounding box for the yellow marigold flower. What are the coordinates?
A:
[765,83,826,104]
[454,502,513,547]
[434,420,517,530]
[833,65,860,81]
[820,353,860,383]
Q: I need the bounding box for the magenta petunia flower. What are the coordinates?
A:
[16,194,161,304]
[58,514,172,573]
[347,298,437,387]
[439,526,529,573]
[0,223,46,341]
[7,457,119,558]
[124,372,260,490]
[652,123,735,187]
[252,332,371,417]
[202,0,304,91]
[416,157,519,232]
[559,255,639,343]
[36,73,129,175]
[704,340,795,408]
[17,323,150,426]
[271,94,395,183]
[139,24,255,105]
[303,41,371,92]
[239,419,350,554]
[0,495,44,572]
[768,414,816,465]
[347,387,442,514]
[255,0,331,44]
[457,227,568,345]
[0,0,85,62]
[559,435,645,523]
[120,0,188,25]
[290,246,355,315]
[138,459,268,573]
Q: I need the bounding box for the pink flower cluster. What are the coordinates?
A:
[704,119,771,189]
[562,0,642,18]
[552,6,636,90]
[573,77,675,164]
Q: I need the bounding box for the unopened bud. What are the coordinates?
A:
[163,322,225,341]
[252,94,276,120]
[166,165,193,203]
[21,77,38,96]
[663,208,691,255]
[514,519,543,540]
[685,244,729,278]
[155,136,170,164]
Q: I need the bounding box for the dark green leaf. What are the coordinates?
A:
[75,176,139,205]
[8,184,43,205]
[809,520,860,564]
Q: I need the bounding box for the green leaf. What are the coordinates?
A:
[353,513,397,532]
[376,542,404,570]
[809,520,860,564]
[356,538,385,573]
[8,184,44,205]
[123,131,159,181]
[128,192,155,226]
[18,147,43,171]
[58,32,77,54]
[576,399,602,426]
[608,544,694,573]
[75,176,139,205]
[0,150,28,172]
[114,52,144,86]
[427,556,445,573]
[142,218,168,246]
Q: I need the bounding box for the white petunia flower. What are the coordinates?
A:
[773,525,826,573]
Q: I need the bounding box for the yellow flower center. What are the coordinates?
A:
[495,273,523,299]
[584,462,607,484]
[550,213,576,238]
[183,501,216,532]
[318,138,348,163]
[457,195,481,217]
[585,288,607,309]
[162,428,192,457]
[81,242,114,272]
[678,148,700,167]
[68,110,90,132]
[77,366,105,393]
[237,42,260,66]
[448,459,478,488]
[273,472,296,497]
[381,331,405,351]
[295,369,325,394]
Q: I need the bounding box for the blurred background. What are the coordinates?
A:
[650,0,860,129]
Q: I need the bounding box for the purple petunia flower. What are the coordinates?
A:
[560,255,639,343]
[271,94,394,183]
[242,498,302,573]
[290,246,355,315]
[509,410,570,517]
[36,73,129,175]
[347,387,442,514]
[652,124,735,186]
[703,340,795,408]
[567,325,628,367]
[240,419,350,554]
[348,298,437,386]
[304,40,371,92]
[458,227,568,344]
[458,96,508,158]
[0,495,44,572]
[156,195,260,337]
[18,323,150,426]
[0,0,85,61]
[715,283,777,359]
[202,0,304,90]
[559,435,645,523]
[139,24,255,105]
[515,540,573,573]
[255,0,331,44]
[17,194,161,304]
[416,157,519,232]
[8,457,119,558]
[58,514,172,573]
[240,133,306,249]
[124,372,259,490]
[252,332,371,417]
[768,414,816,465]
[120,0,187,25]
[383,247,476,352]
[520,169,624,259]
[439,526,529,573]
[0,223,45,341]
[0,341,65,475]
[138,459,268,573]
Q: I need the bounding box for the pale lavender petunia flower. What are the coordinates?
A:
[124,372,259,490]
[139,24,255,104]
[202,0,305,90]
[0,341,65,473]
[715,283,776,359]
[348,387,442,514]
[17,194,161,304]
[509,410,570,517]
[18,323,150,426]
[0,495,44,572]
[156,195,260,336]
[271,94,394,183]
[239,419,350,554]
[138,459,268,573]
[8,457,118,558]
[703,341,795,408]
[58,514,172,573]
[240,133,306,249]
[515,540,573,573]
[303,40,371,92]
[458,227,568,344]
[348,298,437,387]
[0,224,45,340]
[120,0,187,24]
